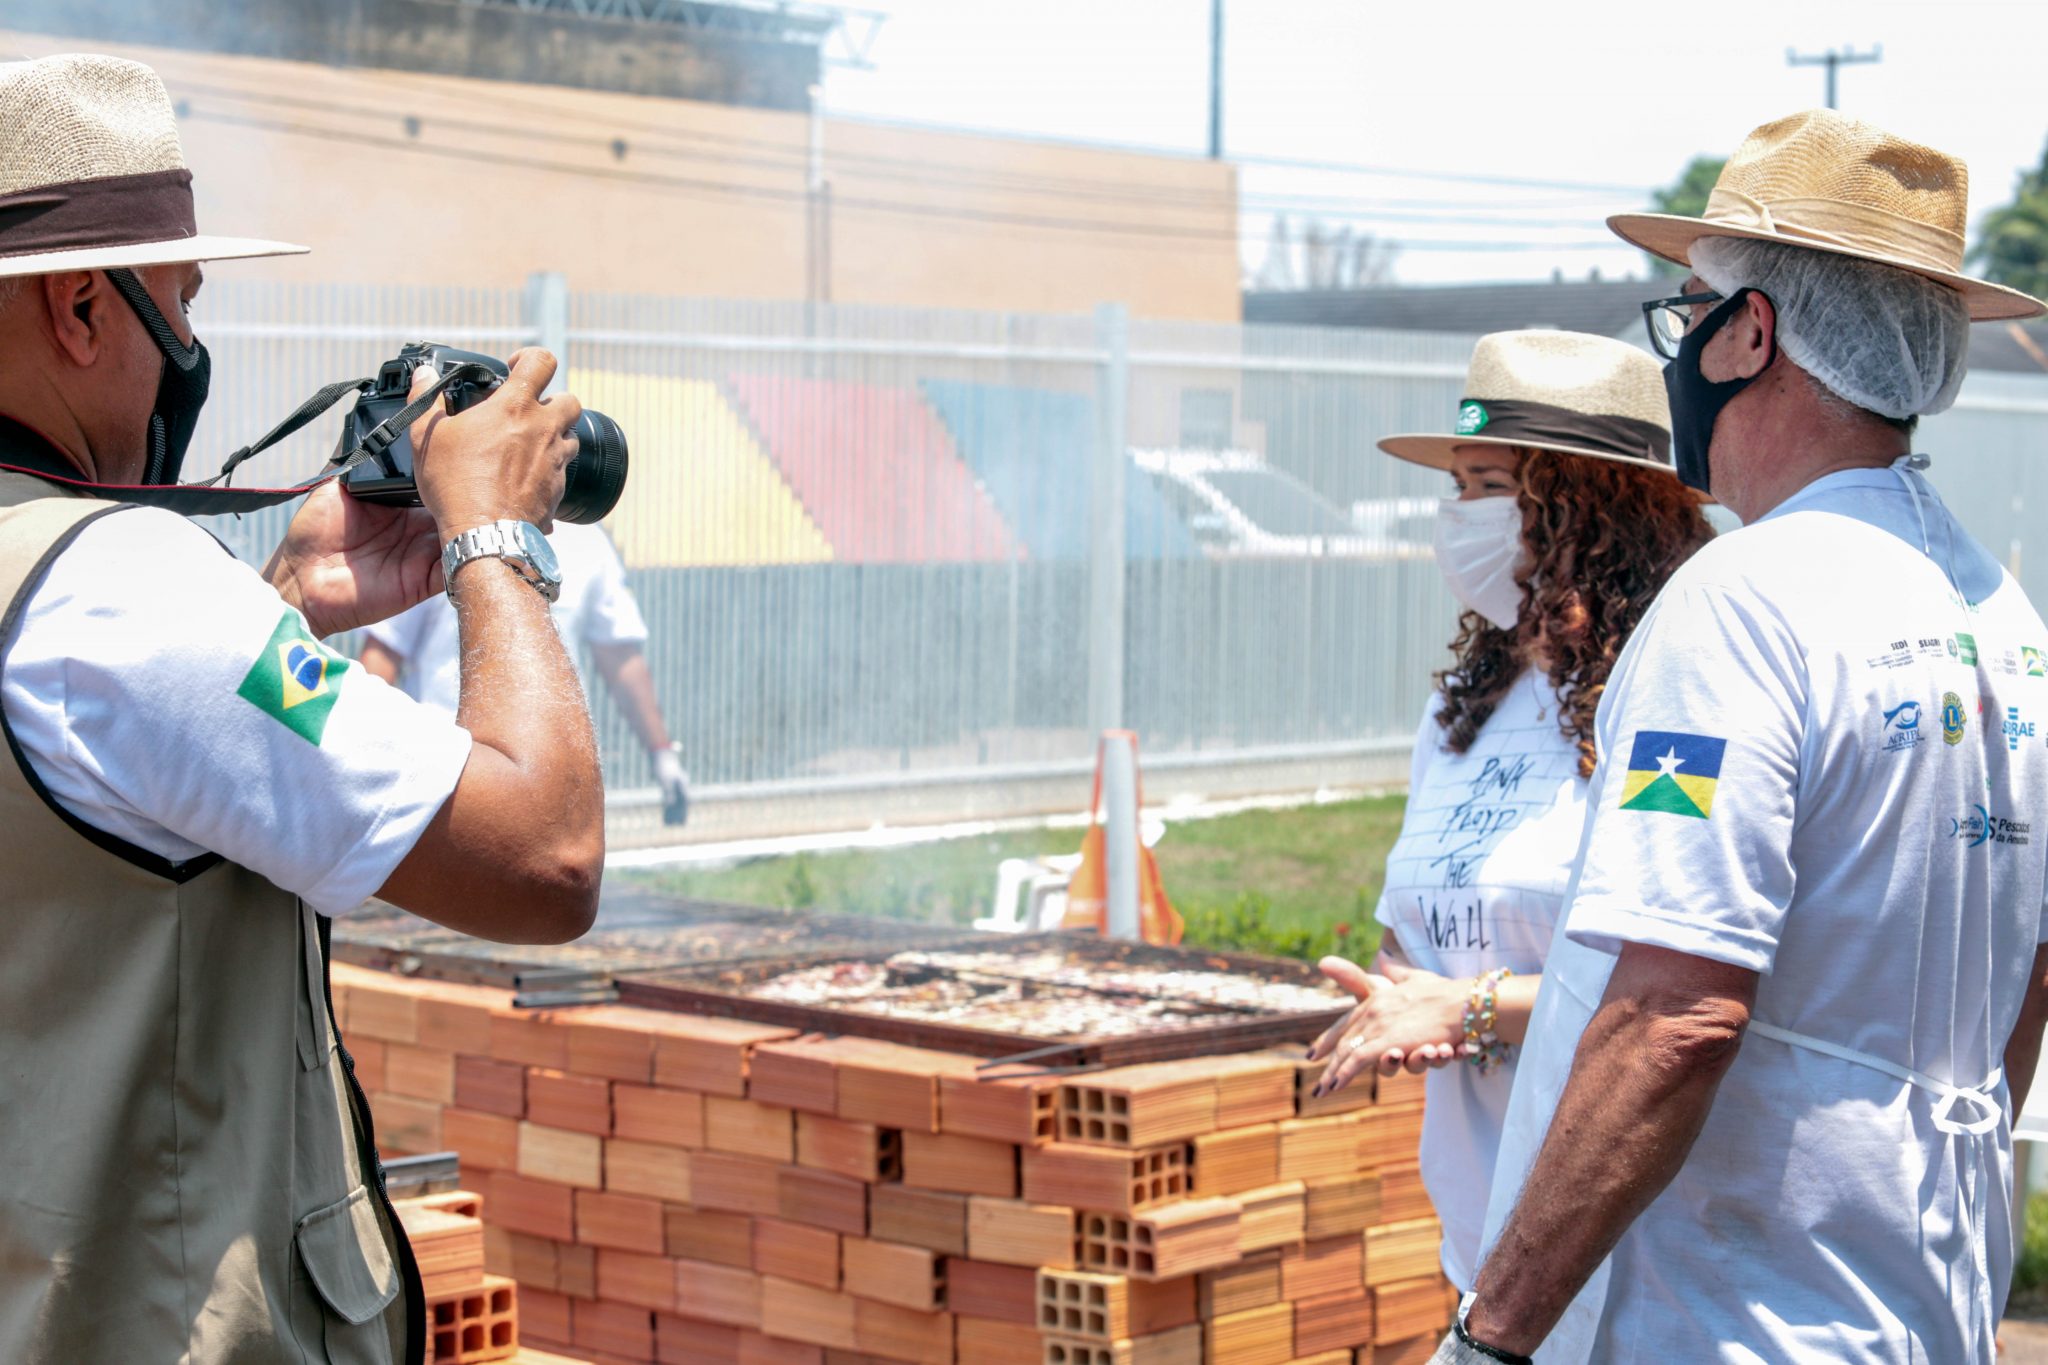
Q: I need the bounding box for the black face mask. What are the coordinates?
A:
[105,267,211,485]
[1664,286,1775,496]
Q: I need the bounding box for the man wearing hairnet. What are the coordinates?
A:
[1430,112,2048,1364]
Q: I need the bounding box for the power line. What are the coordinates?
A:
[1231,151,1653,196]
[169,77,1239,212]
[179,106,1627,252]
[169,78,1636,228]
[265,69,1652,203]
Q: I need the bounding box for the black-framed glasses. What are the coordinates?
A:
[1642,290,1722,360]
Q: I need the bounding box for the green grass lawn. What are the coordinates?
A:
[620,794,1408,963]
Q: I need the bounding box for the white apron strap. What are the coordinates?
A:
[1746,1019,2004,1135]
[1747,1017,2004,1362]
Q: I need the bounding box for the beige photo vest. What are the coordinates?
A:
[0,471,418,1363]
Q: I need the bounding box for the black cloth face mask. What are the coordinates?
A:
[104,266,211,485]
[1664,286,1775,496]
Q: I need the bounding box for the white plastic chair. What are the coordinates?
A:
[973,815,1166,935]
[976,854,1082,933]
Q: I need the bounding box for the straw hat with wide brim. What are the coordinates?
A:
[1379,329,1680,479]
[0,53,305,279]
[1609,108,2044,322]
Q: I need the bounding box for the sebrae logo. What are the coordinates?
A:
[236,612,350,745]
[2006,706,2038,752]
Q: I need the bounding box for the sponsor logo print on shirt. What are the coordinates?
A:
[1880,700,1924,753]
[236,611,351,745]
[1950,804,2032,848]
[1952,632,1979,666]
[1868,637,1951,671]
[1617,730,1724,819]
[2026,646,2046,679]
[2006,706,2037,752]
[1942,691,1968,745]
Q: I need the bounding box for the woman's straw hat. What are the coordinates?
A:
[1609,109,2044,322]
[0,52,305,279]
[1379,329,1678,477]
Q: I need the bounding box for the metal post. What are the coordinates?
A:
[807,83,825,304]
[523,270,570,393]
[1207,0,1224,159]
[1100,730,1142,940]
[1088,303,1130,735]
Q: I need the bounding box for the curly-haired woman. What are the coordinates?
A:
[1306,329,1713,1292]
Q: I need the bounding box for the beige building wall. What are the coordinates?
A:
[0,31,1241,322]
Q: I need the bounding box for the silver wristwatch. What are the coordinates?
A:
[441,520,561,602]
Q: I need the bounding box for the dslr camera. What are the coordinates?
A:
[340,343,628,524]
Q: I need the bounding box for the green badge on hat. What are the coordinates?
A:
[1455,401,1489,436]
[237,611,351,745]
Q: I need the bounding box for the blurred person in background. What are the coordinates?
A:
[0,55,602,1362]
[1306,329,1713,1293]
[360,519,691,825]
[1444,112,2048,1365]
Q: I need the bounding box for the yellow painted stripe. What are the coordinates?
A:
[575,370,834,568]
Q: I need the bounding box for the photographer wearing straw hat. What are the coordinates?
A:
[0,55,602,1362]
[1304,330,1711,1296]
[1431,113,2048,1365]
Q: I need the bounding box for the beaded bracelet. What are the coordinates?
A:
[1461,968,1515,1075]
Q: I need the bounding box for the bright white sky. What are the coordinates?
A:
[823,0,2048,285]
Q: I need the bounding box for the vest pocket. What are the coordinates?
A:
[296,1183,401,1330]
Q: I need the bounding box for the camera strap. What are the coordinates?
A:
[0,361,495,516]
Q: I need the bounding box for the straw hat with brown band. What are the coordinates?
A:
[0,52,305,278]
[1608,108,2046,323]
[1379,329,1683,480]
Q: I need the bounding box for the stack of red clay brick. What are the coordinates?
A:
[392,1187,602,1364]
[336,963,1455,1365]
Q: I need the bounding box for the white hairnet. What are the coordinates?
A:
[1689,235,1971,420]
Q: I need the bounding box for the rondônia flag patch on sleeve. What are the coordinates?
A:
[236,611,352,745]
[1618,729,1726,819]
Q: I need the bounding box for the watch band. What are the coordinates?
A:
[442,520,560,603]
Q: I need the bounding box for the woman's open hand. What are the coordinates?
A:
[1307,955,1472,1096]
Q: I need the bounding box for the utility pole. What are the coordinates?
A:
[806,82,830,306]
[1207,0,1223,159]
[1786,45,1882,110]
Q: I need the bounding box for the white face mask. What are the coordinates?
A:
[1433,495,1526,630]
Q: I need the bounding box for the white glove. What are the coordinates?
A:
[653,743,689,826]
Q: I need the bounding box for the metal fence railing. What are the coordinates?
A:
[183,277,2048,843]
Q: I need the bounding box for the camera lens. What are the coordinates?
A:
[556,409,628,524]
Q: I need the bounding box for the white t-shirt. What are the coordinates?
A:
[364,521,647,719]
[1373,672,1587,1290]
[1,507,472,916]
[1479,465,2048,1363]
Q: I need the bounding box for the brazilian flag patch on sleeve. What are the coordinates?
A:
[1618,729,1725,819]
[237,611,351,745]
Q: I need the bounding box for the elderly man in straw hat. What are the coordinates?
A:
[0,55,603,1363]
[1427,111,2048,1364]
